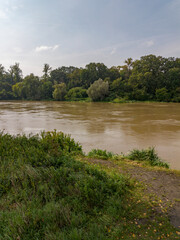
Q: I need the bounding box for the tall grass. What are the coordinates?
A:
[126,147,169,168]
[88,149,118,160]
[0,131,133,240]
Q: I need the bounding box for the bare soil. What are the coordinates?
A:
[84,158,180,229]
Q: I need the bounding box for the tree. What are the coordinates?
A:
[87,78,109,101]
[81,63,109,88]
[12,82,25,99]
[40,81,53,99]
[53,83,67,100]
[42,63,51,81]
[23,74,41,100]
[65,87,87,100]
[50,68,68,85]
[156,88,170,102]
[9,63,23,84]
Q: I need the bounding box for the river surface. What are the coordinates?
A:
[0,101,180,170]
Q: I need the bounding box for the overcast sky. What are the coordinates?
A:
[0,0,180,76]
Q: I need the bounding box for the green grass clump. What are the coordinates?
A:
[126,147,169,168]
[88,149,118,160]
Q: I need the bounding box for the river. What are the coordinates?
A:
[0,101,180,170]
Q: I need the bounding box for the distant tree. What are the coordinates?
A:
[81,63,109,88]
[65,87,87,100]
[23,74,41,100]
[156,88,170,102]
[12,82,25,99]
[53,83,67,100]
[9,63,23,84]
[42,63,51,81]
[87,78,109,101]
[40,81,53,99]
[50,68,68,85]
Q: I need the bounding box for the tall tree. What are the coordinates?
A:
[9,63,22,84]
[42,63,52,81]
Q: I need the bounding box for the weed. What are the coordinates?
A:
[126,147,169,168]
[88,149,118,160]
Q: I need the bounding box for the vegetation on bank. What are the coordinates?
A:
[0,131,179,239]
[0,54,180,102]
[126,147,169,168]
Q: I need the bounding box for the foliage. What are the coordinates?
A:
[156,88,170,102]
[126,147,169,168]
[88,149,118,160]
[0,131,135,240]
[53,83,67,100]
[0,55,179,101]
[23,74,41,100]
[65,87,88,101]
[87,78,109,101]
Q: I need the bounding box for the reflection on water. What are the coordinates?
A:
[0,101,180,170]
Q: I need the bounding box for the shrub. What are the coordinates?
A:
[87,78,109,101]
[65,87,88,100]
[156,88,170,102]
[126,147,169,168]
[88,149,118,160]
[53,83,67,100]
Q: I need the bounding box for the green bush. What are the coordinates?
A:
[53,83,67,100]
[65,87,88,101]
[87,78,109,101]
[126,147,169,168]
[156,88,170,102]
[88,149,118,160]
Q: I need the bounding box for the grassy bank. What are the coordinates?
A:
[0,131,179,239]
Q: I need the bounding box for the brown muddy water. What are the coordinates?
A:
[0,101,180,170]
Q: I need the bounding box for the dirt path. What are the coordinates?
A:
[84,158,180,229]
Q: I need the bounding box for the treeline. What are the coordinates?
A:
[0,54,180,102]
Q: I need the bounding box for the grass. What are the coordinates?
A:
[0,132,179,239]
[88,149,118,160]
[125,147,169,168]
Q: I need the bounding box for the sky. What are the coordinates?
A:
[0,0,180,76]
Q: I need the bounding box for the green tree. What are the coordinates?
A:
[156,88,170,102]
[40,81,53,99]
[65,87,87,100]
[81,63,109,88]
[12,82,25,99]
[87,78,109,101]
[23,74,41,100]
[42,63,51,81]
[53,83,67,100]
[9,63,23,84]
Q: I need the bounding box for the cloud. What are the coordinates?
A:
[0,9,8,19]
[13,47,23,53]
[144,40,154,47]
[35,44,59,52]
[110,47,116,55]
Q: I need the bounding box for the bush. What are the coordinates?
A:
[156,88,170,102]
[53,83,67,100]
[65,87,88,100]
[88,149,118,160]
[126,147,169,168]
[87,78,109,101]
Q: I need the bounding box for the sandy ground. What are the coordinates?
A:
[84,158,180,229]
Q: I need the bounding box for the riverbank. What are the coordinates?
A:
[0,131,179,239]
